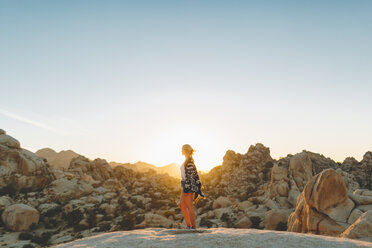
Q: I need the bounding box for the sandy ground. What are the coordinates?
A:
[53,228,372,248]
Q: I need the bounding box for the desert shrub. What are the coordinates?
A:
[250,216,261,229]
[162,210,175,219]
[86,209,97,227]
[221,213,234,228]
[118,198,130,213]
[19,232,33,240]
[103,215,113,221]
[44,205,62,217]
[250,197,261,205]
[135,214,144,224]
[31,232,52,246]
[119,212,135,230]
[22,244,35,248]
[276,221,287,231]
[199,217,213,228]
[63,209,83,226]
[19,188,33,194]
[44,218,58,229]
[98,222,111,232]
[29,223,38,230]
[73,223,89,232]
[0,185,16,196]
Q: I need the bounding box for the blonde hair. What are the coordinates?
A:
[182,144,195,158]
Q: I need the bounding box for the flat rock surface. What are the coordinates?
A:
[54,228,372,248]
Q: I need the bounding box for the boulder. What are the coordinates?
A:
[287,169,352,236]
[341,210,372,240]
[0,129,5,135]
[214,207,231,219]
[287,192,347,236]
[38,203,62,217]
[0,196,13,211]
[99,203,117,216]
[268,165,289,198]
[354,189,372,197]
[0,133,20,149]
[349,193,372,205]
[321,198,354,223]
[264,209,292,230]
[1,204,40,231]
[0,142,55,193]
[143,213,173,228]
[68,156,115,182]
[212,196,233,209]
[43,178,93,203]
[237,201,254,211]
[357,205,372,212]
[289,152,314,191]
[235,216,252,228]
[287,179,300,207]
[348,209,363,225]
[304,169,347,212]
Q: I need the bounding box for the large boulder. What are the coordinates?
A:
[287,169,352,236]
[43,178,94,203]
[303,169,348,212]
[0,133,20,149]
[68,156,115,182]
[212,196,233,209]
[289,152,314,191]
[264,209,292,230]
[36,148,80,169]
[1,204,40,231]
[341,210,372,241]
[349,191,372,205]
[287,192,347,236]
[0,132,55,193]
[268,164,289,198]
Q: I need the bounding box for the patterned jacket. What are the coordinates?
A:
[183,158,202,194]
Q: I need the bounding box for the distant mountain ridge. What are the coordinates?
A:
[36,147,180,178]
[36,148,80,169]
[110,161,180,178]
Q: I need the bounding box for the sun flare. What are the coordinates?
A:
[143,126,226,171]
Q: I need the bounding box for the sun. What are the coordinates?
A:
[143,125,226,171]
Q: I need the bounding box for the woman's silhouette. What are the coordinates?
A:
[179,144,202,229]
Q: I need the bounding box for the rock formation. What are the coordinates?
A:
[0,131,55,194]
[1,203,40,231]
[0,129,371,247]
[36,148,80,170]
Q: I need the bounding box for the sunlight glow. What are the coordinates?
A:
[143,125,227,171]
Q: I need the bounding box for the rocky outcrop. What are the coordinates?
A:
[43,178,94,203]
[1,130,371,246]
[1,203,40,231]
[54,228,372,248]
[0,131,55,194]
[341,152,372,190]
[288,152,314,191]
[341,211,372,242]
[36,148,80,169]
[68,156,115,182]
[287,169,352,236]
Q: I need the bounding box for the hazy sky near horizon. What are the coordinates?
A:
[1,1,372,170]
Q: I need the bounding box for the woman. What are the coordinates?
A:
[179,144,203,229]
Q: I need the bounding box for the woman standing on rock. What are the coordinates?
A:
[179,144,203,229]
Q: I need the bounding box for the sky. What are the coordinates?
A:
[1,1,371,171]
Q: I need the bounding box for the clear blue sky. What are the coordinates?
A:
[1,1,371,170]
